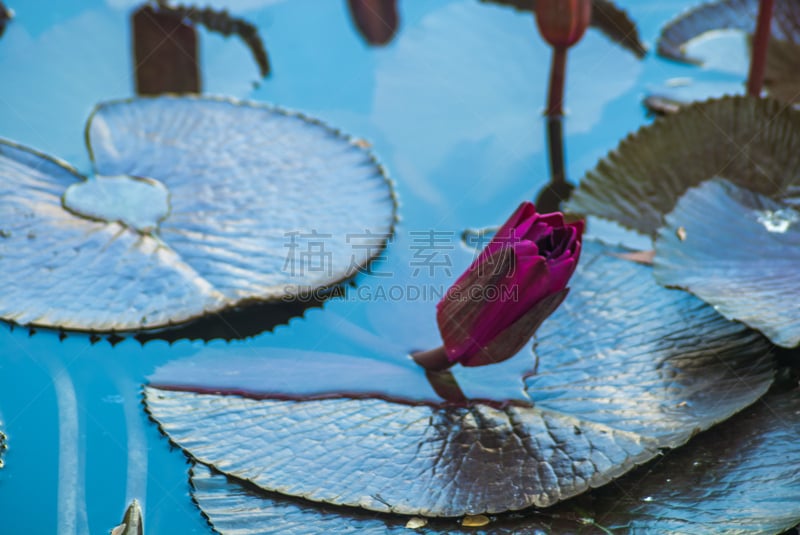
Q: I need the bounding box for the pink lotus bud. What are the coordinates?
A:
[436,202,583,367]
[535,0,592,48]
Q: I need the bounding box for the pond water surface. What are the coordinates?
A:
[0,0,746,532]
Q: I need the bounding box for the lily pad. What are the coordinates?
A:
[566,96,800,236]
[189,463,583,534]
[657,0,800,64]
[144,240,775,517]
[654,178,800,348]
[656,0,800,105]
[763,37,800,105]
[191,388,800,534]
[590,389,800,534]
[0,96,395,332]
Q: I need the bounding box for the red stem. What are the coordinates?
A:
[546,116,565,186]
[546,45,567,118]
[747,0,775,97]
[412,345,453,371]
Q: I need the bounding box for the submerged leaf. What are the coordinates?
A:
[566,96,800,236]
[655,178,800,347]
[145,241,775,517]
[0,96,395,332]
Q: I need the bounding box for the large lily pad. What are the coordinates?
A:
[566,96,800,236]
[591,389,800,534]
[654,178,800,348]
[657,0,800,63]
[0,96,395,332]
[190,389,800,534]
[144,240,775,517]
[656,0,800,105]
[763,36,800,105]
[189,463,584,534]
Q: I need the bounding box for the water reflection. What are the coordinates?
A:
[481,0,646,57]
[0,1,11,38]
[347,0,399,46]
[135,287,332,343]
[132,2,270,95]
[372,2,642,226]
[132,5,200,94]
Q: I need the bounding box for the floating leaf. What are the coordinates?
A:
[145,241,775,517]
[566,96,800,236]
[656,0,800,105]
[657,0,800,63]
[589,390,800,534]
[190,389,800,534]
[654,178,800,348]
[189,464,583,534]
[0,96,395,332]
[763,37,800,105]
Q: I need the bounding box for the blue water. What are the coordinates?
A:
[0,0,745,532]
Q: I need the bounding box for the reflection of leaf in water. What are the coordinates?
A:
[144,241,775,517]
[655,178,800,348]
[189,389,800,534]
[133,5,201,95]
[656,0,800,104]
[480,0,646,57]
[0,1,11,39]
[0,96,395,334]
[658,0,800,62]
[154,1,271,77]
[567,96,800,236]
